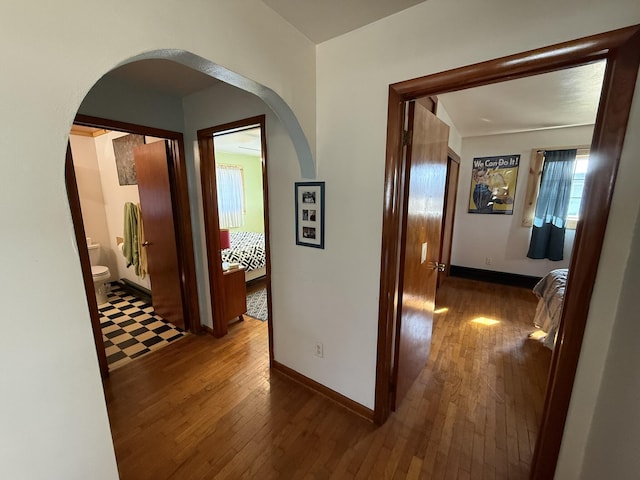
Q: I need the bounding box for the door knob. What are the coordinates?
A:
[433,262,446,272]
[142,241,150,246]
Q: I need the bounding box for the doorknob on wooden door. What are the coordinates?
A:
[432,262,446,272]
[142,241,150,246]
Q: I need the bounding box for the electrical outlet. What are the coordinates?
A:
[485,257,492,265]
[314,342,324,358]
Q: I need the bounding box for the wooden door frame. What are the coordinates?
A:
[68,114,202,341]
[437,147,460,288]
[197,115,274,360]
[65,144,109,378]
[374,25,640,479]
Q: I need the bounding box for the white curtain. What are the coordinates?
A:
[216,165,244,229]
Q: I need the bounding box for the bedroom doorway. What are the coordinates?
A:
[198,115,273,356]
[375,25,640,479]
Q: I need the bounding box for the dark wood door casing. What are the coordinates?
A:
[65,145,109,379]
[438,149,460,288]
[68,114,201,344]
[375,24,640,480]
[197,115,274,362]
[134,141,185,330]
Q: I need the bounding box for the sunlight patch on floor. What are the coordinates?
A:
[471,316,500,326]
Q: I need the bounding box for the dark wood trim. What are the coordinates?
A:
[393,26,640,100]
[447,147,460,164]
[65,144,109,379]
[258,118,275,367]
[74,114,183,141]
[118,279,152,303]
[450,265,541,289]
[374,86,406,424]
[531,27,640,480]
[272,360,375,422]
[438,148,461,287]
[69,114,201,334]
[197,133,226,337]
[166,136,201,334]
[375,24,640,479]
[200,324,215,336]
[197,115,273,360]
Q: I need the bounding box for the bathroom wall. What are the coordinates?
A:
[69,134,115,276]
[93,131,151,290]
[215,151,265,234]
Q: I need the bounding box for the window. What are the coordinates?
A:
[566,154,589,227]
[522,147,589,230]
[216,165,245,229]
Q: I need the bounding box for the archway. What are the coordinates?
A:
[117,49,315,179]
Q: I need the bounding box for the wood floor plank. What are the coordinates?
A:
[103,278,550,479]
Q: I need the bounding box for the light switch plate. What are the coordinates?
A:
[421,242,428,263]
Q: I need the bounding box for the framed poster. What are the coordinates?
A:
[295,181,325,249]
[468,154,520,214]
[112,134,145,185]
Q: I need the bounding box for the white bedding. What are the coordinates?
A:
[532,268,568,349]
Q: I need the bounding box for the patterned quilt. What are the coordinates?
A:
[222,231,265,272]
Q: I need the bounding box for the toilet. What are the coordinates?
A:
[86,238,111,305]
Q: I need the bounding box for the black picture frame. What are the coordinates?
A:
[295,181,325,249]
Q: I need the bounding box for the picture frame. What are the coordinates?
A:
[468,154,520,215]
[295,181,325,249]
[112,133,145,186]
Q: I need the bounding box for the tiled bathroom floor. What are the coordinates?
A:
[99,284,185,371]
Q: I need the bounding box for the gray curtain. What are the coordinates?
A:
[527,149,577,261]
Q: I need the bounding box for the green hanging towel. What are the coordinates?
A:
[123,202,139,272]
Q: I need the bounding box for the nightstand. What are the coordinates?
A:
[223,267,247,322]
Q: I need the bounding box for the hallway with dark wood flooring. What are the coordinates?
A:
[103,277,551,479]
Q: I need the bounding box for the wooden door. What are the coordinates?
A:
[134,141,185,330]
[438,152,460,288]
[393,100,449,409]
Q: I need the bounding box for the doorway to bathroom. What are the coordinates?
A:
[67,115,200,375]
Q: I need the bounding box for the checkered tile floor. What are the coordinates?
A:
[100,284,185,371]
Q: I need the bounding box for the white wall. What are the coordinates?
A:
[579,207,640,479]
[0,0,314,478]
[316,0,640,477]
[79,76,185,133]
[451,125,594,277]
[182,83,360,403]
[93,131,151,290]
[69,135,114,275]
[70,132,152,290]
[436,103,463,155]
[1,0,640,478]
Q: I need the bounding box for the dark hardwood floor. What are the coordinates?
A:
[103,277,550,479]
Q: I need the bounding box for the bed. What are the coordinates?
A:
[221,231,266,282]
[531,268,568,349]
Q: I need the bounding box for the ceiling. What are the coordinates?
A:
[214,127,262,156]
[438,61,606,138]
[101,9,606,141]
[261,0,426,43]
[107,59,220,97]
